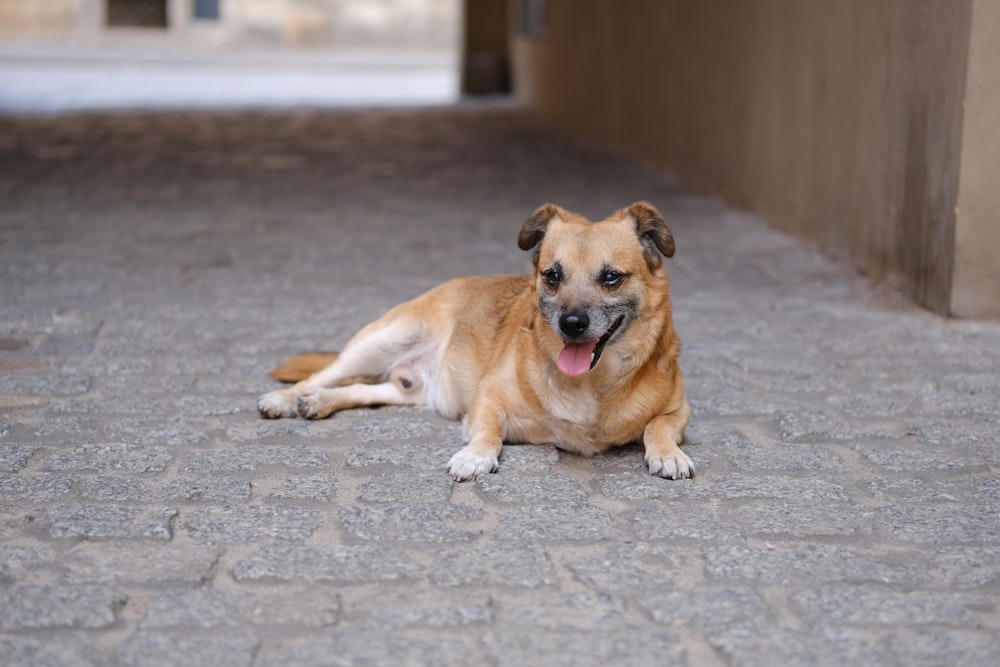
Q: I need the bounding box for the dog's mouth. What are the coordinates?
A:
[556,316,625,377]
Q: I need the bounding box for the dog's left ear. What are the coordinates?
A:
[628,201,675,266]
[518,203,563,252]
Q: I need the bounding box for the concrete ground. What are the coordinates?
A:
[1,107,999,666]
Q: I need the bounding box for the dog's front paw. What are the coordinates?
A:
[447,446,499,482]
[646,450,695,480]
[257,389,298,419]
[296,388,332,420]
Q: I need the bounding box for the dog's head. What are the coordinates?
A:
[518,202,675,378]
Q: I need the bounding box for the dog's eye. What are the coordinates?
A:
[541,266,563,288]
[599,270,624,288]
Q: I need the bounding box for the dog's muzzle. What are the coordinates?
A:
[556,315,625,377]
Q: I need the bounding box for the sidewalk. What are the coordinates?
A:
[0,42,459,111]
[1,107,998,666]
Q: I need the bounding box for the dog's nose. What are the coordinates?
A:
[559,311,590,338]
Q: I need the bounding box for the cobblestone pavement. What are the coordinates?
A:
[1,108,999,666]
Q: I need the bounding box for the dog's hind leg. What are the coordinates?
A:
[296,375,420,419]
[257,316,429,419]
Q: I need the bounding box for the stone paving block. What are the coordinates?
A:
[0,473,74,503]
[930,546,1000,587]
[0,444,35,472]
[502,591,626,630]
[638,586,770,634]
[708,624,888,667]
[704,544,912,586]
[223,418,342,442]
[142,589,252,628]
[116,631,259,667]
[183,505,318,543]
[231,542,422,583]
[351,413,438,442]
[886,628,1000,667]
[179,394,248,416]
[777,410,902,442]
[917,416,997,446]
[257,633,469,667]
[430,542,558,587]
[0,584,126,630]
[865,473,1000,503]
[632,503,742,542]
[62,352,155,377]
[105,417,207,446]
[180,445,330,472]
[727,500,870,537]
[36,335,95,357]
[356,470,450,504]
[495,444,560,472]
[77,475,151,502]
[339,503,483,542]
[793,586,980,626]
[269,473,337,500]
[856,444,989,472]
[566,542,703,592]
[346,437,459,470]
[32,416,100,444]
[159,476,253,503]
[593,470,709,501]
[0,544,54,584]
[47,505,177,540]
[245,587,341,627]
[0,373,91,396]
[882,503,1000,543]
[482,627,685,667]
[708,474,849,501]
[361,589,493,629]
[474,471,587,504]
[495,502,619,542]
[64,542,220,585]
[717,439,846,472]
[0,635,108,667]
[44,443,173,473]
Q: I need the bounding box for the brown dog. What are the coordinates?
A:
[257,202,693,481]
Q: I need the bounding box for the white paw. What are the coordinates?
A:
[296,388,326,420]
[646,450,695,480]
[447,447,499,482]
[257,389,298,419]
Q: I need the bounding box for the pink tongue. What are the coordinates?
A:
[557,340,598,377]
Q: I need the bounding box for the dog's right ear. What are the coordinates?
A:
[518,203,563,252]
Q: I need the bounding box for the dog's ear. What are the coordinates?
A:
[628,201,675,265]
[518,203,563,252]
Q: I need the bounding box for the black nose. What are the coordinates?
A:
[559,311,590,338]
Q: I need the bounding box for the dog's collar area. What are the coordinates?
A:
[589,315,625,370]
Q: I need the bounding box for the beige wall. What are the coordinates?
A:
[952,0,1000,318]
[513,0,996,317]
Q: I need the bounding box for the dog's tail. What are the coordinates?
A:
[268,352,340,383]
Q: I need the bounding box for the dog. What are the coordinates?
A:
[257,202,693,481]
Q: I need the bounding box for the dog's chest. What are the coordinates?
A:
[543,387,599,426]
[503,386,625,455]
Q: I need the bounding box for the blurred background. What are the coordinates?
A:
[0,0,996,318]
[0,0,479,109]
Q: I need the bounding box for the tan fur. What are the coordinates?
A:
[268,352,340,382]
[257,202,693,481]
